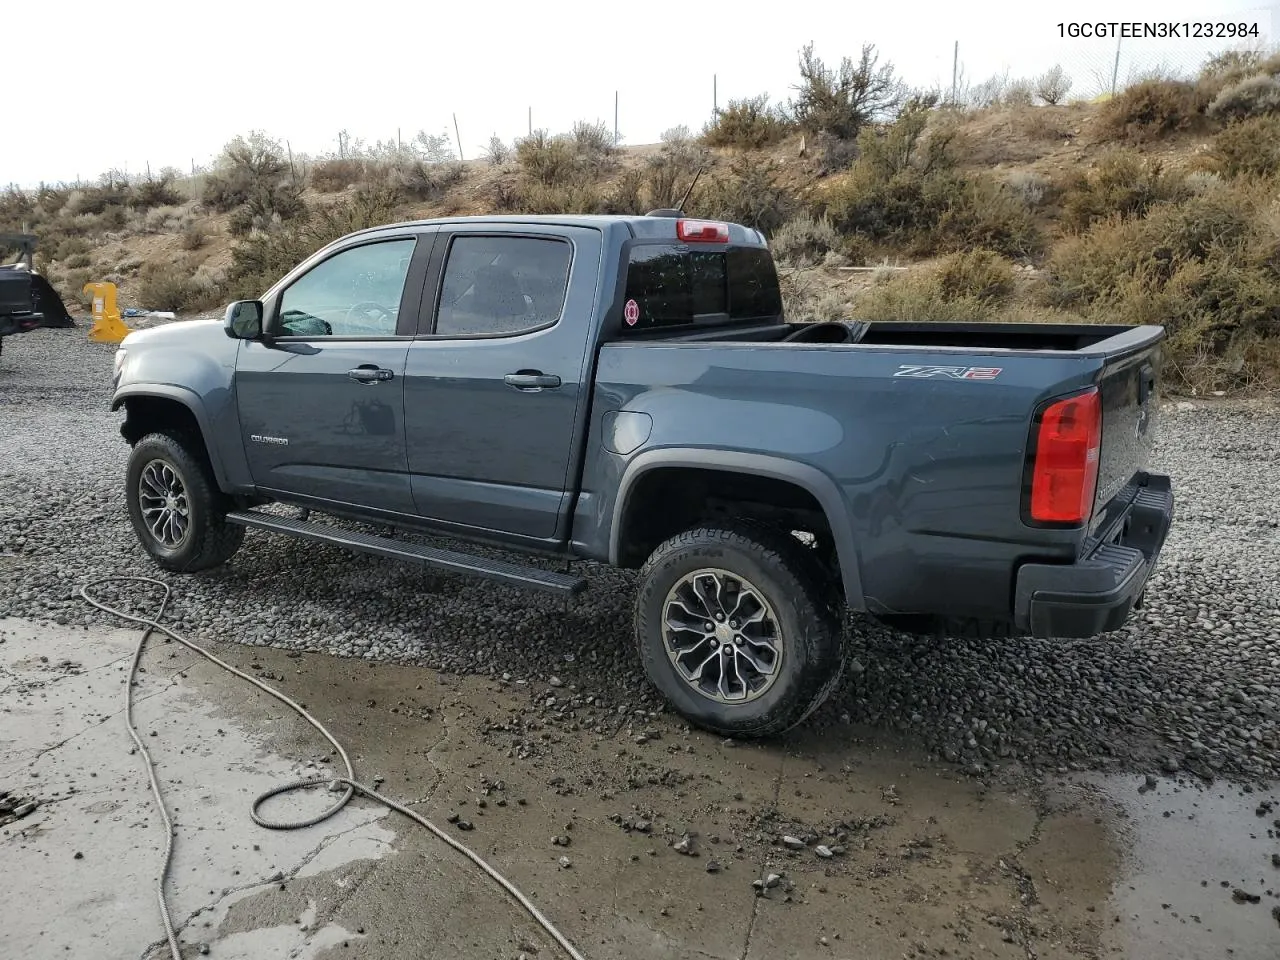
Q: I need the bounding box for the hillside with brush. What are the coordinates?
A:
[4,44,1280,394]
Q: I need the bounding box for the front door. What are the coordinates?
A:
[235,234,428,515]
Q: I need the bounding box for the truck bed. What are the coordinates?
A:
[585,319,1164,622]
[645,319,1148,355]
[844,321,1137,352]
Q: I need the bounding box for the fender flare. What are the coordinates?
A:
[111,384,227,483]
[609,448,865,610]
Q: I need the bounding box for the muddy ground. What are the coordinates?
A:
[3,617,1277,960]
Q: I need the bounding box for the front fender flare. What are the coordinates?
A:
[609,448,864,610]
[111,384,227,483]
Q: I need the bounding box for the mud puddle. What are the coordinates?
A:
[5,617,1278,959]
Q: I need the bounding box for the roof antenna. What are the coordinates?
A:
[646,164,706,218]
[676,164,704,213]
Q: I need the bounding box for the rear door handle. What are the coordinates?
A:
[348,366,394,383]
[504,372,561,390]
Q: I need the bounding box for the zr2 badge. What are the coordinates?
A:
[893,364,1003,381]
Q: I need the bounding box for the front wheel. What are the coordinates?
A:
[126,432,244,572]
[635,524,846,738]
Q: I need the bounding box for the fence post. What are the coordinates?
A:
[453,113,464,161]
[1111,38,1121,95]
[614,90,619,144]
[528,106,532,136]
[951,41,959,105]
[713,74,717,117]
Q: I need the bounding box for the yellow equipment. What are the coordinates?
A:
[84,281,132,343]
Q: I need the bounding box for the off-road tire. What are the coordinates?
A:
[126,431,244,572]
[635,523,846,738]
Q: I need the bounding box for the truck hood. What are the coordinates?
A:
[121,317,224,349]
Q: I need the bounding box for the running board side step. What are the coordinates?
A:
[225,510,587,597]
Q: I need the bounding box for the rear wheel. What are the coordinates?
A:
[126,432,244,572]
[635,524,846,738]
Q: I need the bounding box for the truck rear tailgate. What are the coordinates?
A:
[1090,328,1163,518]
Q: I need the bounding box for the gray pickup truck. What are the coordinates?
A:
[110,212,1174,737]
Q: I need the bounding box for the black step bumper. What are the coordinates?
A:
[1014,473,1174,639]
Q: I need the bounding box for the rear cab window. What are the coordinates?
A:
[621,243,781,334]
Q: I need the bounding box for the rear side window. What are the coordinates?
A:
[622,244,781,332]
[434,235,572,337]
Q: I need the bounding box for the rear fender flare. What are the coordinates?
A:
[610,448,864,610]
[112,385,226,482]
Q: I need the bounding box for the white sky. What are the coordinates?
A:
[4,0,1276,188]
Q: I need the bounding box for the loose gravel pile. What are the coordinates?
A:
[2,326,1278,779]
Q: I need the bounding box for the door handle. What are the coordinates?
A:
[504,372,561,390]
[348,366,394,383]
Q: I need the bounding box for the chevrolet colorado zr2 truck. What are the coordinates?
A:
[109,212,1175,737]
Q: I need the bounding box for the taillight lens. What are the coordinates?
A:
[1029,388,1102,524]
[676,219,729,243]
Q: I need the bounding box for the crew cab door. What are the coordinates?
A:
[234,231,434,514]
[403,225,602,544]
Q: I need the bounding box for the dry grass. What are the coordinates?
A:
[1098,79,1211,143]
[515,125,617,188]
[179,224,207,251]
[815,103,1043,259]
[780,269,857,322]
[1039,177,1280,392]
[846,250,1019,322]
[1057,148,1188,230]
[703,95,793,149]
[136,258,223,312]
[770,213,840,266]
[1206,116,1280,178]
[310,158,366,193]
[693,160,795,236]
[1208,74,1280,120]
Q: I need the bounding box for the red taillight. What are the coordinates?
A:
[676,219,729,243]
[1029,388,1102,524]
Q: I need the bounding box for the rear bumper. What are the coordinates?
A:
[1014,473,1174,639]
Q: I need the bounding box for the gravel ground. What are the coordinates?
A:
[2,325,1278,780]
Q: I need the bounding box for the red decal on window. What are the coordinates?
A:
[624,299,640,326]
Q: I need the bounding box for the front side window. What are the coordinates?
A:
[276,238,416,337]
[434,235,572,337]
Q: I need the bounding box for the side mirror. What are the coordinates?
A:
[224,300,264,340]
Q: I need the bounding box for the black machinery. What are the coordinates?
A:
[0,233,76,357]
